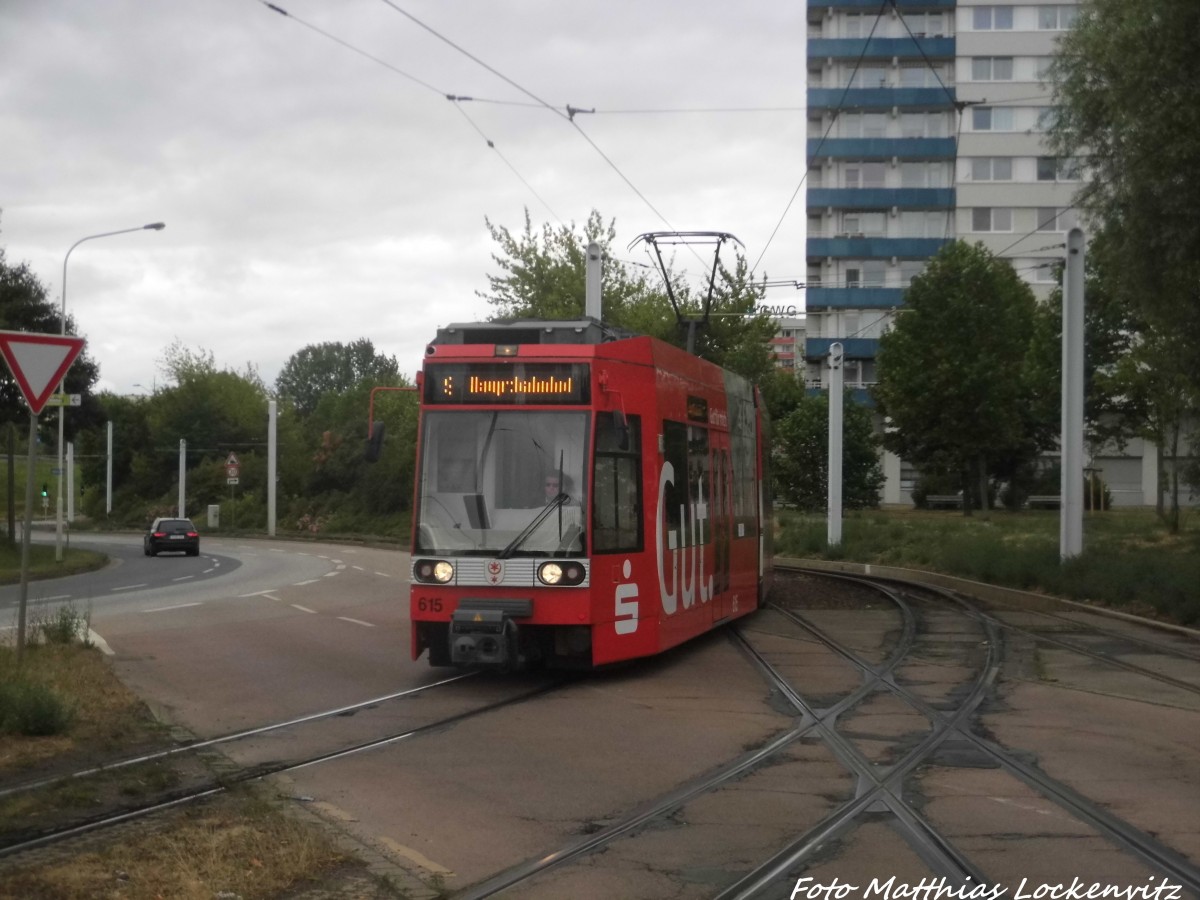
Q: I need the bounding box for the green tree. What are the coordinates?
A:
[276,339,400,417]
[772,391,884,511]
[873,241,1053,514]
[0,241,101,431]
[480,209,778,384]
[1049,0,1200,386]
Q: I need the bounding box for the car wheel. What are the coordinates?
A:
[187,548,199,557]
[147,547,157,557]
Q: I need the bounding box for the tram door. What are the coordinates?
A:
[711,438,733,621]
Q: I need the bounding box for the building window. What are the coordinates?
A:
[850,65,889,89]
[901,210,949,238]
[970,157,1013,181]
[901,112,948,138]
[1038,5,1079,30]
[972,106,1015,131]
[900,260,926,284]
[845,162,886,188]
[972,208,1013,232]
[840,113,888,139]
[1038,156,1082,181]
[972,57,1014,81]
[1033,261,1060,283]
[972,6,1013,30]
[1036,208,1065,232]
[842,211,886,236]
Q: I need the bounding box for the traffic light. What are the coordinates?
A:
[41,483,48,498]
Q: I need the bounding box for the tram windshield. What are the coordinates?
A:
[415,410,589,556]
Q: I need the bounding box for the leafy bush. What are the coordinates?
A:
[0,678,75,736]
[34,604,91,646]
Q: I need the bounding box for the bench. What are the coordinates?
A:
[1026,495,1061,509]
[925,494,962,509]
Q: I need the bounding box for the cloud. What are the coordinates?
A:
[1,0,806,394]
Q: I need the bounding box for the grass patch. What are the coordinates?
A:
[777,507,1200,625]
[0,789,355,900]
[0,541,107,585]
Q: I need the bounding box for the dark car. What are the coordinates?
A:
[144,517,200,557]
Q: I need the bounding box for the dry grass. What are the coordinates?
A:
[0,790,355,900]
[0,644,366,899]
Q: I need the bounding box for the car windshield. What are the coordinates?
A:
[415,410,588,556]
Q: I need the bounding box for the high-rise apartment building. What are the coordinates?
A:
[805,0,1086,502]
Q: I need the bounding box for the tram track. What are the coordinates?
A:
[0,672,568,862]
[449,567,1200,899]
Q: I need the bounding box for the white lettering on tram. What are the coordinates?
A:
[614,559,639,634]
[656,462,713,618]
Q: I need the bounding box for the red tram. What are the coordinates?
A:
[409,318,772,669]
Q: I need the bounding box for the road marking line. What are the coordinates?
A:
[173,575,195,582]
[111,583,149,592]
[291,604,317,614]
[337,617,375,628]
[352,565,365,571]
[203,568,216,574]
[293,579,318,586]
[262,592,282,602]
[322,571,339,578]
[144,602,203,613]
[374,572,391,578]
[240,589,277,597]
[38,594,72,602]
[87,629,114,655]
[377,837,454,876]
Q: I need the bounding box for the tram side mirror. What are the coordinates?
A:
[365,421,386,463]
[614,409,630,451]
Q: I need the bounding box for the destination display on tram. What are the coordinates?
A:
[425,363,591,405]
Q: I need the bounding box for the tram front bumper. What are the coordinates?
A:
[450,600,532,667]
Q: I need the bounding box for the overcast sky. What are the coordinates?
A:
[1,0,807,394]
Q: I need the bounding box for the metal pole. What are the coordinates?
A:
[17,413,38,664]
[268,400,277,536]
[56,222,165,561]
[1060,228,1085,559]
[105,421,113,515]
[178,438,186,517]
[827,342,844,546]
[66,441,75,522]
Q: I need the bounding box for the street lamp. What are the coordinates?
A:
[56,222,165,561]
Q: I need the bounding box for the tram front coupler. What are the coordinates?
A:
[449,600,532,669]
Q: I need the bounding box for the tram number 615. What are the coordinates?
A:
[416,597,444,613]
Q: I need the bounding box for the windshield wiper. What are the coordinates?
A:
[497,493,568,559]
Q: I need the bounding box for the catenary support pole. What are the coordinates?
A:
[268,400,277,536]
[178,439,186,517]
[827,342,844,546]
[1060,228,1085,559]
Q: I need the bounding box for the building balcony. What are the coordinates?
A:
[806,287,906,310]
[808,37,955,61]
[812,0,952,9]
[807,138,957,161]
[807,236,951,258]
[807,188,954,210]
[808,87,956,111]
[805,338,881,360]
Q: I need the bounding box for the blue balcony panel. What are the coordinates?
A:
[806,287,906,310]
[807,138,957,161]
[808,188,955,210]
[808,87,956,111]
[807,237,951,258]
[808,37,955,61]
[816,0,953,7]
[806,338,881,360]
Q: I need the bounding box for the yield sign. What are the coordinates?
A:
[0,331,87,415]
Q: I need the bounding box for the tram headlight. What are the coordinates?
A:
[414,559,455,584]
[538,561,585,586]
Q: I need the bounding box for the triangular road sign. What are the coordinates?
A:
[0,331,87,415]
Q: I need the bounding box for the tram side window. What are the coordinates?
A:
[593,413,642,553]
[661,420,710,548]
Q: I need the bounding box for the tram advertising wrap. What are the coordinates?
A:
[409,319,772,670]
